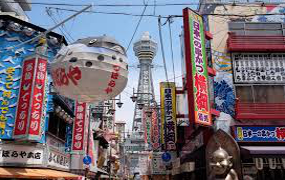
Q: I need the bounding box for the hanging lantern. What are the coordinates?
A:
[50,36,128,102]
[254,158,263,170]
[268,158,277,169]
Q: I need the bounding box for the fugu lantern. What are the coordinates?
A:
[50,36,128,102]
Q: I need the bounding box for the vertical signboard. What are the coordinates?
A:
[160,82,177,151]
[183,8,212,126]
[151,107,160,150]
[14,56,48,141]
[72,102,87,152]
[143,109,152,149]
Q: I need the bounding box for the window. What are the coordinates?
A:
[48,113,67,141]
[236,85,285,103]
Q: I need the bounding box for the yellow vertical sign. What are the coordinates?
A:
[160,82,177,150]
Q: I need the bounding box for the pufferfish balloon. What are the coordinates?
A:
[50,35,128,102]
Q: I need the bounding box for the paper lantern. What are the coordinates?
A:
[50,36,128,102]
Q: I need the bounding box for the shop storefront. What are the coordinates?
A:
[232,125,285,180]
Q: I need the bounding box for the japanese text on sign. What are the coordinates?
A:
[160,82,177,151]
[14,59,36,136]
[105,65,121,94]
[72,102,87,151]
[235,126,285,142]
[0,144,44,165]
[29,59,47,136]
[51,66,81,87]
[190,11,212,126]
[151,108,160,150]
[0,67,15,135]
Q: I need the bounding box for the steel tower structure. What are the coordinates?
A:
[132,32,157,132]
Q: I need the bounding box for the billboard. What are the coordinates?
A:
[71,102,87,152]
[183,8,212,126]
[233,126,285,142]
[151,107,160,150]
[14,56,48,141]
[160,82,177,151]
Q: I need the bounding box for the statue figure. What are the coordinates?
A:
[209,147,239,180]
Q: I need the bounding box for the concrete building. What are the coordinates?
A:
[174,1,285,180]
[0,0,31,21]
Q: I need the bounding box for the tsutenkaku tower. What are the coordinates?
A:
[132,32,157,132]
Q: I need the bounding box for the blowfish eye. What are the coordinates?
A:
[89,39,97,45]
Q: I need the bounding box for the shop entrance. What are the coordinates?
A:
[242,158,285,180]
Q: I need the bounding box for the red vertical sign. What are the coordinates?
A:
[14,59,36,137]
[72,102,87,151]
[14,56,48,140]
[28,58,47,135]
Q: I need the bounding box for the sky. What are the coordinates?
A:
[26,0,198,131]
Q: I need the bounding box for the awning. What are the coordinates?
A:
[0,167,81,179]
[96,167,108,174]
[242,146,285,155]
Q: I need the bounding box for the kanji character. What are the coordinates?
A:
[76,105,84,113]
[3,91,12,98]
[111,72,119,79]
[196,91,208,111]
[25,63,34,72]
[108,80,116,87]
[21,92,29,101]
[195,47,203,64]
[193,21,200,40]
[59,68,69,85]
[19,111,27,120]
[113,65,120,71]
[31,111,40,120]
[1,107,9,114]
[30,121,39,131]
[5,82,12,89]
[76,113,83,120]
[37,71,45,80]
[276,127,285,140]
[196,64,204,73]
[38,62,46,72]
[24,72,32,80]
[0,114,7,121]
[73,141,82,149]
[6,74,13,81]
[76,127,83,133]
[194,73,207,93]
[34,103,41,110]
[105,86,113,94]
[6,67,15,74]
[22,83,30,91]
[34,152,41,159]
[1,100,9,106]
[67,66,81,86]
[34,93,42,101]
[16,120,25,131]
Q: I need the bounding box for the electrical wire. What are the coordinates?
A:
[168,16,176,84]
[158,15,169,83]
[126,1,149,51]
[49,7,285,18]
[55,9,76,42]
[2,1,285,7]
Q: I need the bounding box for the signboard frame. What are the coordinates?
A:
[183,8,212,127]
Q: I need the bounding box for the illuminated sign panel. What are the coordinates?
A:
[183,8,212,126]
[14,57,48,141]
[160,82,177,151]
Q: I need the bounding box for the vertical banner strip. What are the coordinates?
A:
[160,82,177,151]
[183,8,212,127]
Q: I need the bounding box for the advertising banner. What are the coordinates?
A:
[233,126,285,142]
[183,8,212,126]
[14,56,48,141]
[0,144,44,165]
[143,109,152,149]
[72,102,87,152]
[160,82,177,151]
[151,107,160,150]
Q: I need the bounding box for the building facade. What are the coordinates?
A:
[174,1,285,180]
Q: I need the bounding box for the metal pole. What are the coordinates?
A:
[85,105,92,178]
[7,4,92,50]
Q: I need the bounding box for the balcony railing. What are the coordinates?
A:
[235,102,285,120]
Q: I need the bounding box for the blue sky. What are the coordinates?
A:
[27,0,198,130]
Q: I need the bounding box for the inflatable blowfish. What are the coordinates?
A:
[50,35,128,102]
